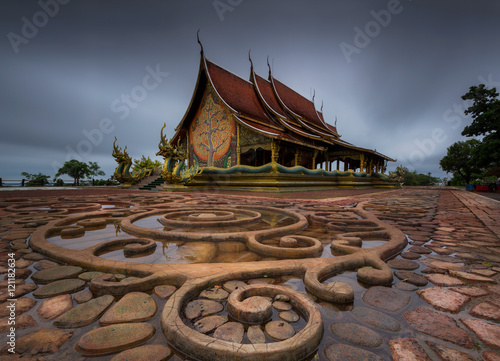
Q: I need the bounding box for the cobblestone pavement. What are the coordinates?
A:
[0,187,499,360]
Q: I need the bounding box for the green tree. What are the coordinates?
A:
[55,160,91,186]
[461,84,500,168]
[87,161,105,182]
[20,172,50,186]
[131,155,162,172]
[439,139,482,184]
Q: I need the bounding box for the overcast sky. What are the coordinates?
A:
[1,0,499,181]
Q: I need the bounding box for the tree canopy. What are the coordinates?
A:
[55,160,91,186]
[21,172,50,186]
[439,139,482,184]
[131,155,162,172]
[88,161,105,181]
[461,84,500,168]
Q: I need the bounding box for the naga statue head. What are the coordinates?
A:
[112,137,131,163]
[156,123,186,161]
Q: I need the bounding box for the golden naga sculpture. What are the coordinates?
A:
[112,137,152,186]
[156,124,200,184]
[389,165,405,188]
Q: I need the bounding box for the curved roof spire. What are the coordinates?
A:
[312,89,315,103]
[196,29,204,55]
[267,55,272,78]
[321,101,324,113]
[248,49,254,72]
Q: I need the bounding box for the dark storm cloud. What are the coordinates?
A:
[1,0,499,180]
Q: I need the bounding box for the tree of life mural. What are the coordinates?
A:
[190,92,234,167]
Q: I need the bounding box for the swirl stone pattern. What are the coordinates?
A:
[20,193,409,360]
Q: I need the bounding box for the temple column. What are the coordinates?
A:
[236,125,241,165]
[294,149,300,166]
[312,150,318,169]
[360,154,365,173]
[336,159,340,171]
[271,140,280,164]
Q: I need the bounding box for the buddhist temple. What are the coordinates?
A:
[113,40,398,190]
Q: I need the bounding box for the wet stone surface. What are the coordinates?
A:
[330,322,383,348]
[389,338,431,361]
[33,278,85,299]
[213,321,244,343]
[99,292,157,324]
[265,320,296,341]
[363,286,411,312]
[417,286,471,313]
[110,344,172,361]
[351,306,401,332]
[394,270,428,286]
[36,294,73,320]
[247,325,266,344]
[77,322,155,355]
[404,307,473,348]
[193,315,228,334]
[185,299,224,320]
[54,294,114,328]
[324,343,383,361]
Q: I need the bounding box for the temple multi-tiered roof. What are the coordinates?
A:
[164,45,395,189]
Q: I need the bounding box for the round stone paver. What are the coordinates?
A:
[185,299,224,320]
[37,294,73,320]
[247,325,266,344]
[351,307,401,332]
[324,343,383,361]
[330,322,383,348]
[417,287,470,313]
[223,280,247,293]
[279,310,300,323]
[54,295,115,328]
[400,251,421,260]
[213,321,244,343]
[200,287,229,300]
[362,286,411,312]
[78,271,104,281]
[394,282,418,291]
[265,320,295,341]
[272,301,292,311]
[13,328,73,356]
[33,259,59,270]
[394,270,428,286]
[31,265,83,284]
[74,288,93,303]
[77,322,155,355]
[33,278,85,299]
[111,344,172,361]
[387,259,420,270]
[100,292,157,325]
[193,315,228,334]
[0,297,36,317]
[404,307,473,348]
[408,246,431,254]
[0,314,37,333]
[153,285,176,299]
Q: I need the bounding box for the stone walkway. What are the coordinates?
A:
[0,187,499,360]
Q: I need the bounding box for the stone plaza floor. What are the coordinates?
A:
[0,186,499,360]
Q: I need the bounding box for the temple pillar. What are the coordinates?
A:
[236,125,241,165]
[312,150,318,169]
[336,159,340,171]
[294,149,300,166]
[360,154,365,173]
[271,140,280,164]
